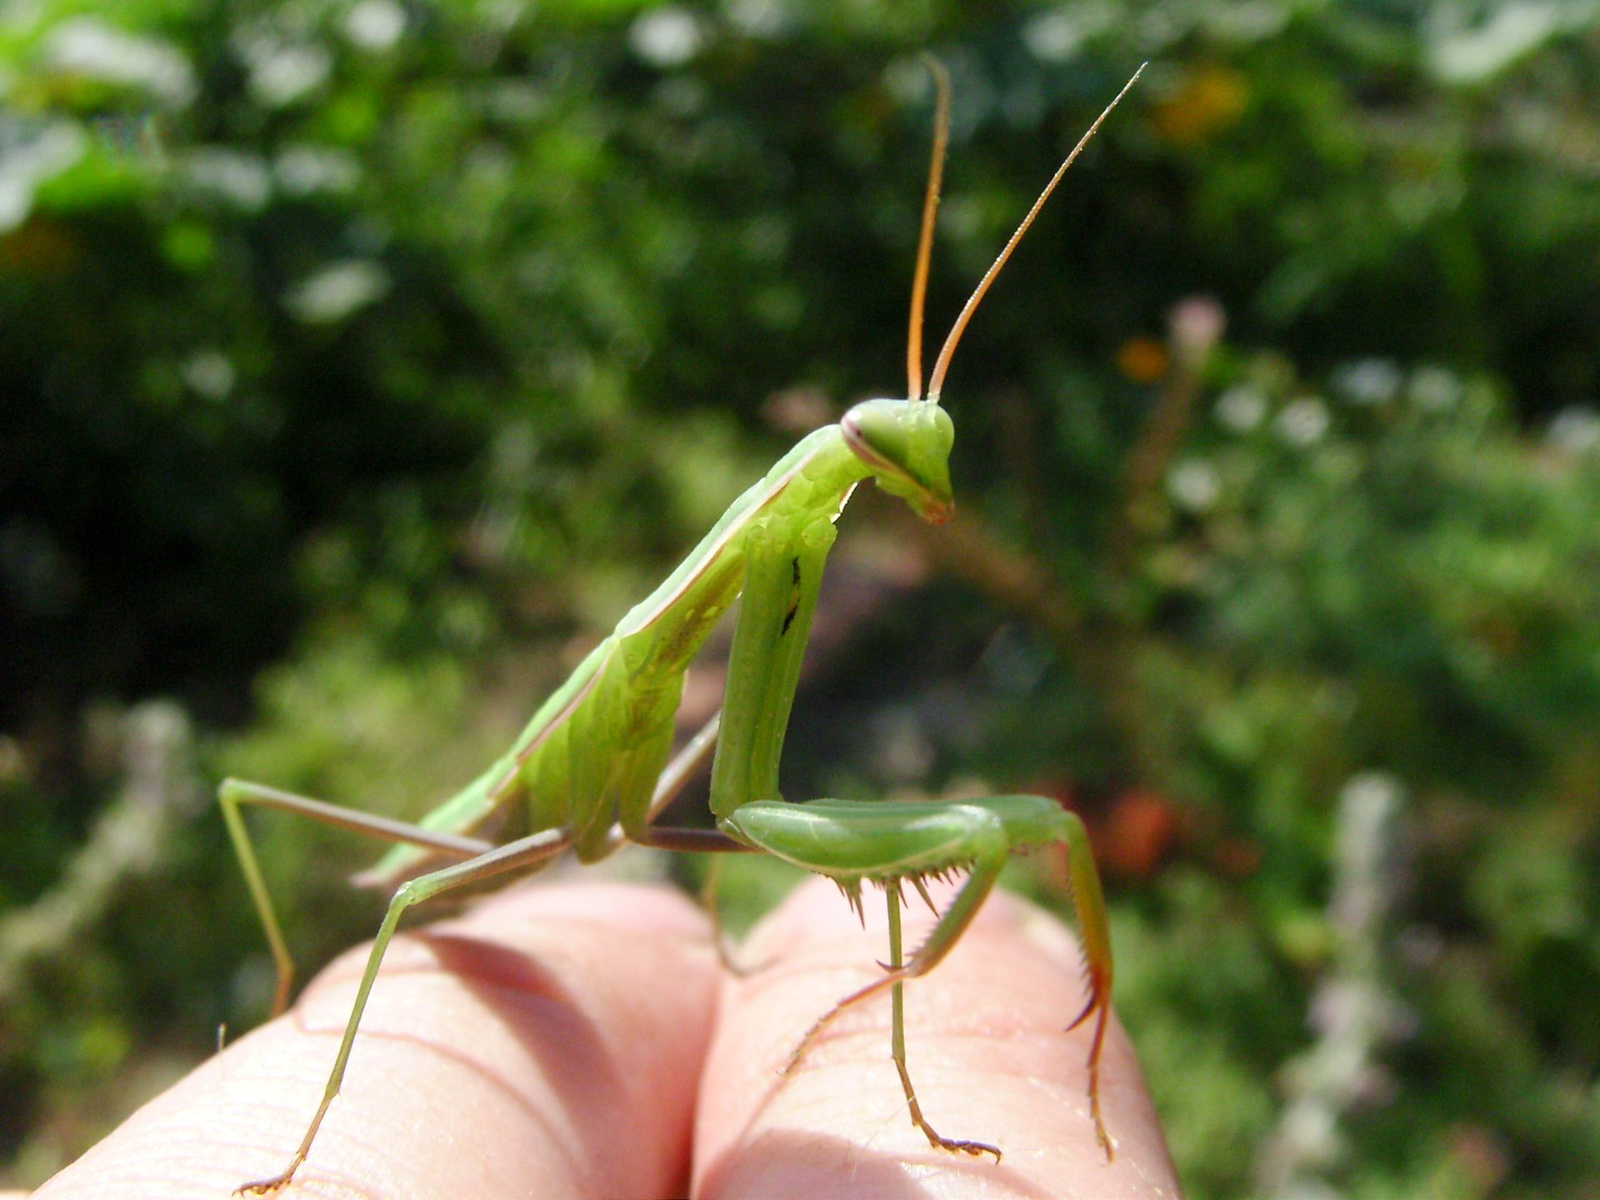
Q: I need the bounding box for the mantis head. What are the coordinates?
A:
[842,398,955,524]
[848,61,1141,528]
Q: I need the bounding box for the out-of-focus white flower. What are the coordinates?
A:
[1022,7,1112,62]
[1339,771,1402,814]
[630,8,704,67]
[1167,459,1222,513]
[45,19,196,107]
[1215,384,1268,433]
[181,349,235,399]
[186,147,272,211]
[0,120,86,232]
[1408,365,1460,412]
[1424,1,1572,85]
[725,0,793,38]
[1331,358,1401,406]
[285,260,391,324]
[1548,406,1600,455]
[274,145,360,196]
[1276,397,1330,447]
[235,32,330,108]
[345,0,406,51]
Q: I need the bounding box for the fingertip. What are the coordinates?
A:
[696,878,1179,1199]
[457,877,715,943]
[36,880,720,1200]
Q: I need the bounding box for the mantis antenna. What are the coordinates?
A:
[907,57,951,404]
[926,63,1146,404]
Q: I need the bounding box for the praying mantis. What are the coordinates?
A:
[219,63,1142,1194]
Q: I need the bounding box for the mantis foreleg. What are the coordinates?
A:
[721,794,1115,1159]
[709,518,835,816]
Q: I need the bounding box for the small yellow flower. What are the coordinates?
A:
[1150,66,1248,146]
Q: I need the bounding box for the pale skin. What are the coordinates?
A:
[201,63,1147,1192]
[30,879,1182,1200]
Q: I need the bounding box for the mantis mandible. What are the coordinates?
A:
[220,63,1141,1193]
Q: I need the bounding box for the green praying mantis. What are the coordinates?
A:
[220,63,1142,1194]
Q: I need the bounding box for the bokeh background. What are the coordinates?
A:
[5,2,1600,1196]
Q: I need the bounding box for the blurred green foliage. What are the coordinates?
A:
[4,1,1600,1196]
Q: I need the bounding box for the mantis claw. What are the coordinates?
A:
[935,1137,1003,1163]
[234,1163,299,1196]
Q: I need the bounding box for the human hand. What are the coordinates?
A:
[32,877,1180,1198]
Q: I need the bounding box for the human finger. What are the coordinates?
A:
[35,881,721,1200]
[695,876,1180,1198]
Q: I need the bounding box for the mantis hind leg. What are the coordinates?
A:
[218,779,496,1017]
[235,826,574,1195]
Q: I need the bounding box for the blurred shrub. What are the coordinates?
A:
[4,1,1600,1196]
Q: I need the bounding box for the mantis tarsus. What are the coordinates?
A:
[221,63,1141,1194]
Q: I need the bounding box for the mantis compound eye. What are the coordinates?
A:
[841,398,955,524]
